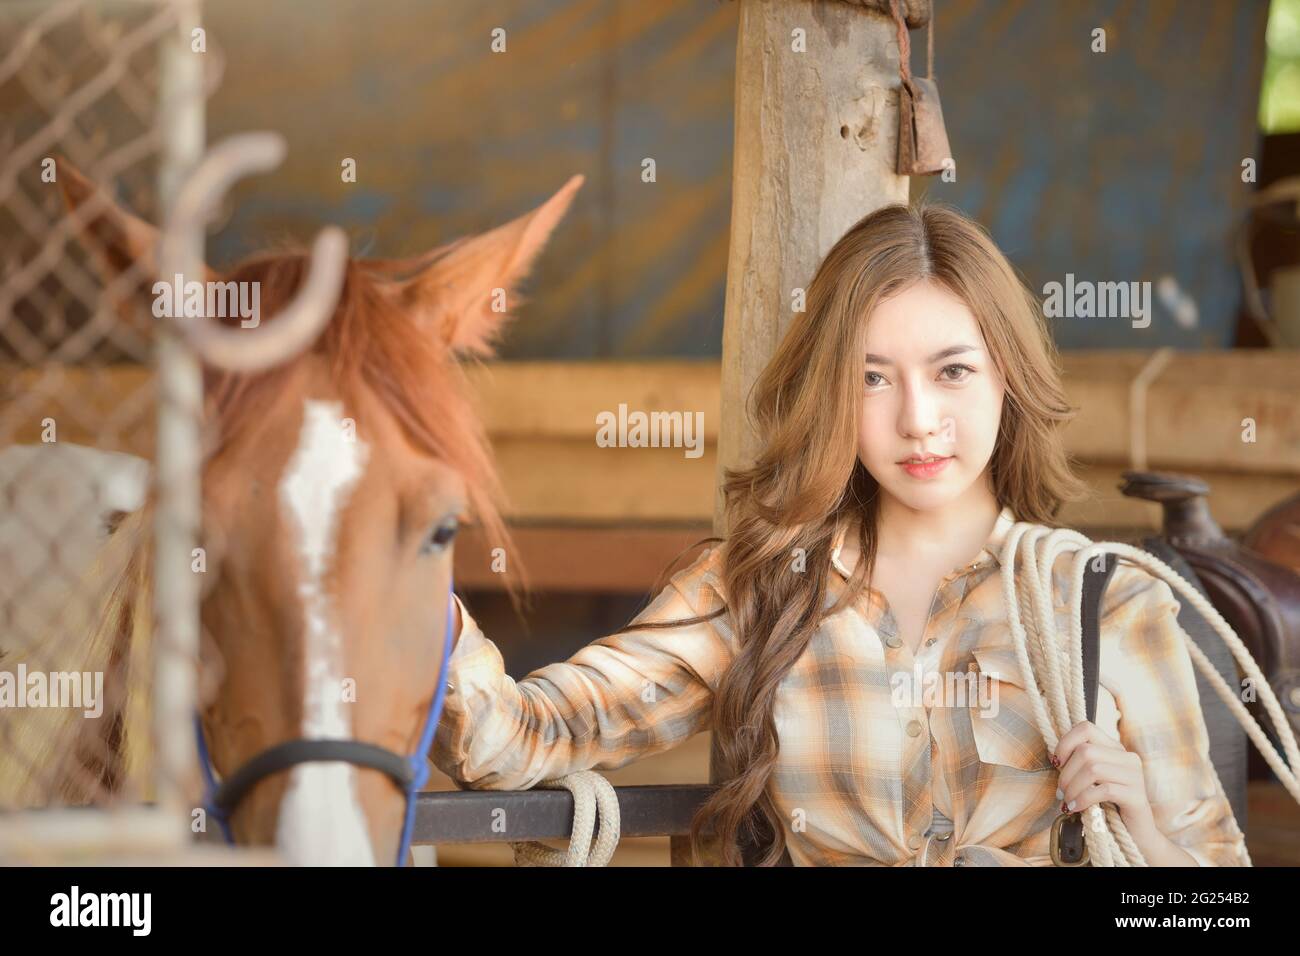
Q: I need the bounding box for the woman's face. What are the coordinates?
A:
[857,279,1005,513]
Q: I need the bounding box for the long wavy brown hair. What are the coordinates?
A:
[613,200,1091,865]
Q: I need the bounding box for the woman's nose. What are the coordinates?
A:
[898,380,945,438]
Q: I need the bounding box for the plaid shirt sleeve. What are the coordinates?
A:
[431,548,732,791]
[1101,563,1251,867]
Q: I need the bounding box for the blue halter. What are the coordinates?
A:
[194,574,457,866]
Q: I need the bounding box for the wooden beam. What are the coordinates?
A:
[453,523,714,592]
[466,360,718,441]
[3,355,1296,532]
[1061,352,1300,475]
[492,439,715,522]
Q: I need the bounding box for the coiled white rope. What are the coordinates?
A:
[1000,523,1300,866]
[510,770,621,867]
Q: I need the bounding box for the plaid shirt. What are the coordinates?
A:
[432,505,1250,866]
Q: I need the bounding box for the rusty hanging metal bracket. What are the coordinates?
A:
[889,0,951,175]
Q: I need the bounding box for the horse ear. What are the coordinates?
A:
[402,174,584,358]
[56,158,158,273]
[55,157,217,331]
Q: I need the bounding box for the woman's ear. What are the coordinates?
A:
[395,174,584,358]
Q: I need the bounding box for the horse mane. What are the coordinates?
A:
[3,246,525,807]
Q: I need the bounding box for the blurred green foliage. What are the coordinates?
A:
[1262,0,1300,132]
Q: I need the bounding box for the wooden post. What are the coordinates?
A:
[716,0,926,531]
[709,0,928,864]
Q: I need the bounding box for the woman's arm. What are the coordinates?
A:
[430,547,732,791]
[1101,564,1251,866]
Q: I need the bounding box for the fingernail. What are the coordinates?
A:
[1055,788,1063,800]
[1067,800,1077,812]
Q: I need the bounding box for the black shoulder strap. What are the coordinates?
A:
[1055,552,1120,866]
[1081,552,1120,724]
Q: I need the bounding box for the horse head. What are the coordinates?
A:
[57,159,582,864]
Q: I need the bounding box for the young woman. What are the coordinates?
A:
[431,202,1249,867]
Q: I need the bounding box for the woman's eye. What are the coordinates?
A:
[420,518,459,555]
[940,363,975,382]
[864,370,886,387]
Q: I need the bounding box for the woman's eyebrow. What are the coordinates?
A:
[863,344,981,365]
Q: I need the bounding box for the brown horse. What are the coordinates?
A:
[4,161,581,864]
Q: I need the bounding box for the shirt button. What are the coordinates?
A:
[907,834,923,850]
[953,853,966,867]
[906,719,923,737]
[885,635,903,648]
[925,637,937,646]
[935,832,952,842]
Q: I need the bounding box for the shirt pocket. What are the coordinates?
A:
[968,645,1054,773]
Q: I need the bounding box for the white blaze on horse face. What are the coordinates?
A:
[275,399,376,866]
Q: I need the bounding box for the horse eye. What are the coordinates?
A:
[420,517,459,555]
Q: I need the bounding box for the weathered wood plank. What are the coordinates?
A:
[1061,352,1300,474]
[453,523,714,591]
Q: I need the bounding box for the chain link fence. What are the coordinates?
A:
[0,0,216,861]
